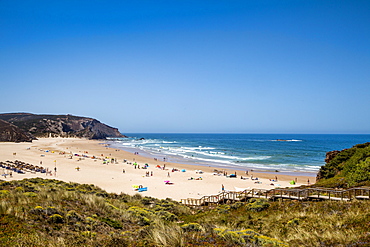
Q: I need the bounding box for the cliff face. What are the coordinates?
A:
[0,119,33,142]
[0,113,126,140]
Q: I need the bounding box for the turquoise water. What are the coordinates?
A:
[108,134,370,176]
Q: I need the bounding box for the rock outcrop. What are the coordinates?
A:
[0,113,126,140]
[0,119,33,142]
[324,150,341,163]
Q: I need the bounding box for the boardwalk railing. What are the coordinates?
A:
[181,187,370,206]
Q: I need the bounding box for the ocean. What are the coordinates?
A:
[107,134,370,177]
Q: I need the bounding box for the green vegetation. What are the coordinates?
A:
[0,178,369,246]
[316,142,370,187]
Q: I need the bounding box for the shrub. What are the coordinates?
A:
[231,202,244,209]
[66,210,82,222]
[49,214,64,223]
[100,217,123,229]
[30,206,44,215]
[0,190,10,197]
[156,210,178,221]
[214,227,288,246]
[15,187,24,192]
[23,192,37,197]
[132,193,142,200]
[181,223,202,232]
[45,206,59,215]
[247,198,270,212]
[0,181,11,187]
[127,206,154,225]
[141,197,154,206]
[215,204,231,213]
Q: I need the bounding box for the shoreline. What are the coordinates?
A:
[0,138,315,201]
[106,140,318,178]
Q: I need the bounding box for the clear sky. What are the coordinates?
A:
[1,1,369,134]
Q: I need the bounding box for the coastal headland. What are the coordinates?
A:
[0,138,313,201]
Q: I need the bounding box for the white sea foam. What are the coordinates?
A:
[108,135,327,174]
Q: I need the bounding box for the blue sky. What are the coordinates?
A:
[1,1,369,134]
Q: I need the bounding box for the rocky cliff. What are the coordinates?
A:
[0,119,33,142]
[0,113,126,140]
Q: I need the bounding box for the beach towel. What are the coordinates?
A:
[138,187,147,192]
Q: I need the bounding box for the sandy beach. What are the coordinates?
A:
[0,138,314,201]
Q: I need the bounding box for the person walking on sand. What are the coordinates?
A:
[222,184,225,191]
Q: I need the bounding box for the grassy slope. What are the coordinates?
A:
[316,142,370,188]
[1,178,369,246]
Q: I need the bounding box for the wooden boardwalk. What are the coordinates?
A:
[181,187,370,206]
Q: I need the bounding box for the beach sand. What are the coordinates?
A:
[0,138,314,201]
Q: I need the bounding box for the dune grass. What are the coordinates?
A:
[0,178,369,246]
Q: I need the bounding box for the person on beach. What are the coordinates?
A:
[222,184,225,191]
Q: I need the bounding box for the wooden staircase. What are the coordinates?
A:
[181,187,370,207]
